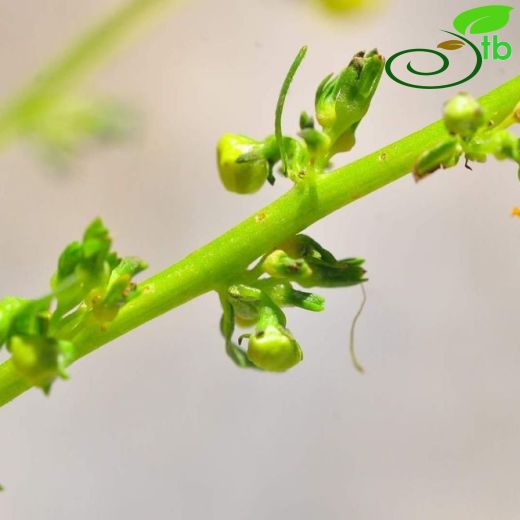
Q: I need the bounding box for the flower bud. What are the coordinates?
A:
[318,0,365,12]
[246,307,302,372]
[86,256,146,327]
[227,284,262,325]
[298,128,330,166]
[51,218,115,316]
[443,93,485,139]
[9,336,74,392]
[315,49,384,155]
[247,324,303,372]
[488,130,520,162]
[262,249,314,282]
[263,235,366,288]
[282,138,311,180]
[299,111,315,130]
[217,134,270,194]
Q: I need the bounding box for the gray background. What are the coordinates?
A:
[1,0,519,518]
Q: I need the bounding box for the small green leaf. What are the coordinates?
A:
[413,139,462,178]
[453,5,513,35]
[218,295,258,369]
[226,341,257,369]
[437,39,465,50]
[0,297,27,347]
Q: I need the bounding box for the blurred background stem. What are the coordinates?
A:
[0,0,180,149]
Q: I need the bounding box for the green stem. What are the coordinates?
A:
[0,0,179,148]
[1,74,519,407]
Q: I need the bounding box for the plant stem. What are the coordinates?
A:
[1,74,519,407]
[0,0,179,148]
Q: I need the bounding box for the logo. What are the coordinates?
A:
[385,5,513,89]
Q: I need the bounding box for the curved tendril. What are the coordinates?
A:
[349,283,367,374]
[275,46,308,175]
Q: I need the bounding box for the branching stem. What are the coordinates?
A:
[0,74,518,407]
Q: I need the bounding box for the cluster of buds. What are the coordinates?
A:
[219,235,366,372]
[414,93,520,179]
[0,219,146,393]
[51,219,147,327]
[216,49,385,194]
[215,49,382,370]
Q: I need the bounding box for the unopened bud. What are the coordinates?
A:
[217,134,270,194]
[443,93,485,138]
[9,336,74,392]
[315,49,384,155]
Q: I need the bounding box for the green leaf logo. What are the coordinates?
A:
[453,5,513,34]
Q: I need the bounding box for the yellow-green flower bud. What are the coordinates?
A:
[282,138,311,180]
[246,307,302,372]
[488,130,520,161]
[227,284,262,325]
[247,324,303,372]
[317,0,366,12]
[262,249,314,281]
[443,93,485,138]
[217,134,269,194]
[9,336,74,391]
[263,235,366,288]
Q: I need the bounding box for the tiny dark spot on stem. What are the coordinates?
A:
[255,212,267,223]
[379,152,387,161]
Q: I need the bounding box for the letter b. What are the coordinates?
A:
[493,35,512,60]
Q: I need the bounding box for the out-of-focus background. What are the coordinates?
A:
[0,0,519,518]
